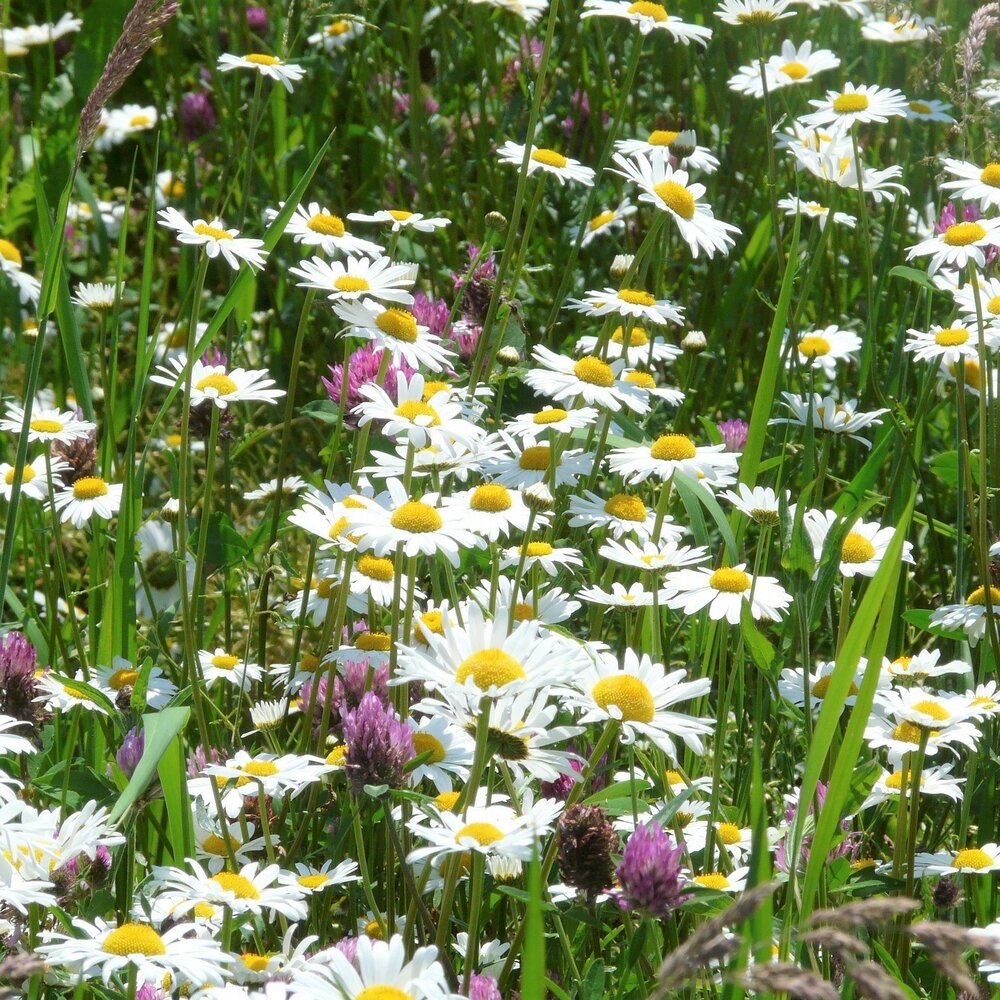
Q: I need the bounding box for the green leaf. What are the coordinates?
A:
[521,851,545,1000]
[191,512,251,572]
[673,471,738,562]
[901,608,965,642]
[888,265,937,292]
[580,961,605,1000]
[741,607,778,678]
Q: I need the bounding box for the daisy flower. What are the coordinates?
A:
[580,1,713,43]
[404,715,475,793]
[860,764,964,811]
[37,918,232,988]
[788,325,862,375]
[607,432,738,485]
[347,553,425,612]
[802,82,909,128]
[690,867,750,892]
[861,13,934,43]
[217,52,305,92]
[345,477,484,567]
[0,404,95,445]
[504,405,600,439]
[777,196,856,230]
[135,519,194,619]
[440,482,538,541]
[566,650,712,762]
[611,153,739,258]
[577,581,669,607]
[715,0,794,25]
[663,563,792,623]
[864,704,982,763]
[499,539,583,577]
[720,484,788,525]
[930,585,1000,647]
[802,508,914,578]
[157,208,267,270]
[243,476,307,502]
[269,202,384,257]
[903,99,954,123]
[496,140,596,186]
[71,281,119,311]
[568,489,659,539]
[576,324,682,366]
[480,430,594,489]
[614,128,720,174]
[578,200,637,247]
[953,275,1000,327]
[904,322,997,364]
[0,454,70,502]
[198,648,264,689]
[599,537,705,573]
[94,657,176,709]
[52,476,123,528]
[881,649,971,685]
[0,715,35,756]
[940,158,1000,212]
[908,216,1000,275]
[523,346,649,413]
[291,254,416,304]
[348,208,452,233]
[151,355,284,409]
[467,0,550,24]
[729,40,839,98]
[566,286,684,326]
[910,844,1000,877]
[333,299,454,371]
[770,392,888,446]
[205,752,332,804]
[466,578,580,627]
[777,659,887,715]
[308,19,365,50]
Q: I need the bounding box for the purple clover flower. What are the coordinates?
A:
[717,418,749,453]
[323,343,416,425]
[179,91,217,142]
[468,974,502,1000]
[116,727,145,778]
[341,692,414,795]
[615,821,690,919]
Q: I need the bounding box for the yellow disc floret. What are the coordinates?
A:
[455,649,526,689]
[591,674,655,723]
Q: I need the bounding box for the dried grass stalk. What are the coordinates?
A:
[910,921,981,998]
[846,960,912,1000]
[799,927,870,961]
[737,961,840,1000]
[807,897,919,931]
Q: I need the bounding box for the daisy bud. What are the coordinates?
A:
[487,856,523,884]
[161,497,181,522]
[523,481,554,513]
[682,330,708,353]
[556,804,619,897]
[485,211,508,233]
[615,821,690,919]
[496,346,521,368]
[610,253,635,280]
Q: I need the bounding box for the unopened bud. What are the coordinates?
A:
[523,482,554,513]
[485,211,508,233]
[161,497,181,522]
[610,254,634,281]
[496,346,521,368]
[682,330,707,353]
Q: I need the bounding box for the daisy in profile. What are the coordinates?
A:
[720,484,788,525]
[71,282,119,312]
[777,197,856,230]
[576,324,682,366]
[0,403,95,445]
[770,392,888,446]
[0,454,70,502]
[663,563,792,623]
[860,764,964,811]
[904,323,995,365]
[504,405,599,439]
[802,82,909,128]
[441,482,537,541]
[52,476,123,528]
[135,519,194,619]
[580,1,713,43]
[564,649,712,760]
[308,18,365,50]
[940,158,1000,212]
[579,200,637,247]
[333,299,454,371]
[910,844,1000,877]
[729,40,839,97]
[198,648,264,689]
[468,0,550,24]
[523,346,649,413]
[614,128,720,174]
[151,355,284,409]
[467,576,580,624]
[205,751,332,805]
[802,508,914,578]
[499,539,584,577]
[607,432,738,485]
[881,649,970,685]
[788,325,862,375]
[904,99,954,123]
[496,141,595,186]
[578,581,668,607]
[268,202,384,257]
[930,585,1000,647]
[37,917,232,988]
[217,52,305,92]
[611,153,739,258]
[565,286,684,326]
[481,430,594,489]
[568,490,658,539]
[291,254,416,304]
[157,208,267,270]
[94,657,176,709]
[861,13,934,43]
[599,537,707,573]
[777,659,887,715]
[689,868,750,893]
[348,208,452,233]
[715,0,794,25]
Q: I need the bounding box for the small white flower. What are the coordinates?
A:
[496,141,596,185]
[217,52,306,92]
[157,208,268,270]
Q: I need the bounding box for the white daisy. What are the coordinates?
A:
[578,200,637,247]
[577,581,669,607]
[333,299,453,371]
[52,476,123,528]
[499,539,583,577]
[663,563,792,623]
[157,208,267,270]
[689,867,750,892]
[135,519,194,619]
[0,404,95,445]
[607,432,738,485]
[496,141,595,185]
[71,282,119,311]
[405,715,475,793]
[480,430,594,488]
[269,202,384,257]
[565,286,684,326]
[860,764,964,811]
[907,216,1000,275]
[599,536,705,573]
[931,585,1000,647]
[467,0,550,24]
[777,196,856,230]
[715,0,794,24]
[905,322,997,365]
[576,324,682,366]
[614,128,720,174]
[903,98,954,122]
[777,659,887,715]
[0,454,70,502]
[440,482,538,541]
[523,346,650,413]
[348,208,452,233]
[243,476,307,502]
[940,158,1000,212]
[217,52,305,92]
[567,489,658,539]
[580,1,713,43]
[861,13,935,43]
[308,18,365,50]
[788,325,862,375]
[291,254,416,304]
[802,508,914,578]
[720,484,788,525]
[466,576,580,624]
[881,649,971,685]
[910,844,1000,877]
[94,657,176,709]
[198,648,264,689]
[729,40,839,98]
[802,82,909,128]
[770,392,888,446]
[150,355,284,409]
[504,405,600,439]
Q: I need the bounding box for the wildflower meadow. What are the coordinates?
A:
[4,0,1000,997]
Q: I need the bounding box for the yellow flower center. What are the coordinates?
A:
[211,871,261,899]
[435,790,461,811]
[241,760,279,779]
[375,308,418,342]
[164,179,186,197]
[513,602,535,621]
[412,732,446,764]
[390,500,443,533]
[334,275,370,293]
[966,585,1000,606]
[4,466,34,485]
[935,327,969,346]
[519,445,551,471]
[627,1,667,21]
[195,373,239,396]
[913,699,949,721]
[653,181,696,220]
[192,223,232,241]
[779,62,809,80]
[943,222,987,246]
[72,476,109,500]
[980,164,1000,187]
[626,371,656,389]
[363,922,385,941]
[326,744,347,766]
[987,294,1000,316]
[612,325,649,346]
[211,654,239,670]
[891,656,911,671]
[30,418,64,434]
[307,213,346,237]
[456,822,505,846]
[884,770,909,790]
[709,568,752,593]
[357,554,395,581]
[423,380,449,400]
[201,833,239,856]
[524,541,554,557]
[647,129,680,145]
[811,676,858,698]
[717,822,742,845]
[891,721,923,743]
[798,335,831,358]
[108,668,139,690]
[533,408,568,424]
[851,858,876,871]
[832,92,870,114]
[665,769,683,784]
[388,210,413,222]
[908,101,931,114]
[356,631,391,651]
[973,695,998,710]
[958,358,982,391]
[327,20,351,35]
[650,433,696,461]
[589,210,616,231]
[952,848,993,870]
[841,532,876,564]
[592,674,655,723]
[0,239,23,266]
[694,873,731,890]
[241,953,271,972]
[394,399,440,425]
[618,288,656,306]
[604,494,648,521]
[130,113,152,127]
[455,649,527,689]
[244,53,279,65]
[416,610,445,641]
[573,356,615,386]
[471,484,512,512]
[297,873,330,889]
[530,148,568,169]
[102,924,167,957]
